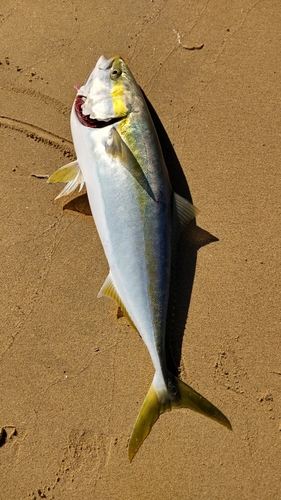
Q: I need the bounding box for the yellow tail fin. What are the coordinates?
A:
[128,371,231,461]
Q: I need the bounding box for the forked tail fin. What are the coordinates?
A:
[128,371,232,461]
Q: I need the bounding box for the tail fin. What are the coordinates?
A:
[128,371,231,461]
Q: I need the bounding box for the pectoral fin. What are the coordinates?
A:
[48,160,84,199]
[105,127,155,201]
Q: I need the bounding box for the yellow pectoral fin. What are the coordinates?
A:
[48,160,84,199]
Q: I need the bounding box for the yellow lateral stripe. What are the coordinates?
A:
[111,59,127,118]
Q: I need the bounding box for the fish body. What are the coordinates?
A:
[49,55,231,460]
[70,57,172,379]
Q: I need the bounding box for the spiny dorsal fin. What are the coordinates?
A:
[105,128,155,201]
[48,160,84,200]
[98,273,137,330]
[172,192,199,242]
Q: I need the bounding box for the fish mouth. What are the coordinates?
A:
[74,95,125,128]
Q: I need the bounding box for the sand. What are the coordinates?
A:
[0,1,280,498]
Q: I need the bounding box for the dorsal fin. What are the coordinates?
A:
[98,273,137,331]
[48,160,84,199]
[172,192,199,242]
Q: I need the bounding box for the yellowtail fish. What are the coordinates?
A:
[48,55,231,460]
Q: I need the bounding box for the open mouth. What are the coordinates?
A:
[74,95,124,128]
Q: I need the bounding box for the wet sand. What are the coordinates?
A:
[0,1,280,498]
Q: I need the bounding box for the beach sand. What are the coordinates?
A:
[0,1,280,498]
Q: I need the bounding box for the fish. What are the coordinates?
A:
[48,55,231,460]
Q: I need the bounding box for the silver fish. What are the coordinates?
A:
[48,55,231,460]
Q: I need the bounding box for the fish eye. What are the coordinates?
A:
[110,68,122,80]
[110,61,122,80]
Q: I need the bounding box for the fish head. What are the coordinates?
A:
[75,55,139,126]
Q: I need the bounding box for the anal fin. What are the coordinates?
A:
[98,273,137,330]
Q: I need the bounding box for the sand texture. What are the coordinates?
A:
[0,1,280,498]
